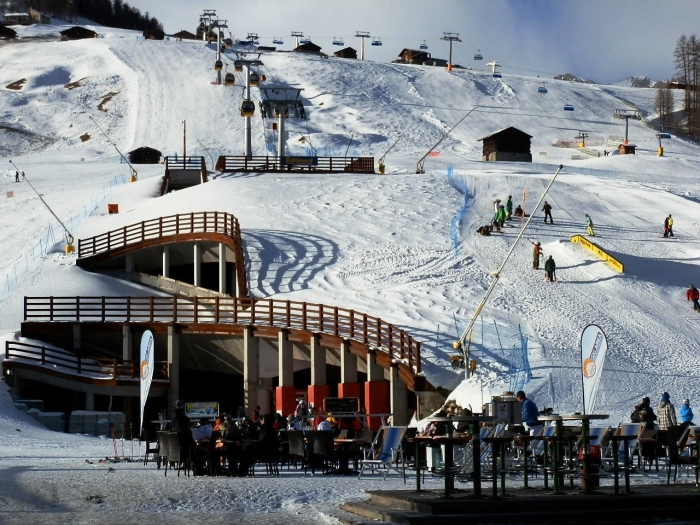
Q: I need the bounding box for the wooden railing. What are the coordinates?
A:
[76,211,248,297]
[23,296,421,374]
[162,156,207,196]
[215,155,375,174]
[5,341,169,380]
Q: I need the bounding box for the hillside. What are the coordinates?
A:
[2,23,700,426]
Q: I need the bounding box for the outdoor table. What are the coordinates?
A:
[560,414,609,494]
[409,435,436,492]
[609,434,635,495]
[482,436,512,497]
[539,415,564,493]
[513,434,538,488]
[427,415,495,498]
[331,438,368,475]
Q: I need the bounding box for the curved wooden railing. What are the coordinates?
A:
[5,341,169,384]
[23,296,421,375]
[76,211,248,298]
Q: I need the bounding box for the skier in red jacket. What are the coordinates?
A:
[687,284,700,311]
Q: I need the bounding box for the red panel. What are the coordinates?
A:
[364,380,389,431]
[275,386,297,416]
[338,382,362,400]
[307,384,330,413]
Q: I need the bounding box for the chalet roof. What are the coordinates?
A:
[478,126,532,141]
[170,30,197,39]
[60,26,97,39]
[294,42,322,52]
[128,146,162,155]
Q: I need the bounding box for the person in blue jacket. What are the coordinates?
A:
[517,390,543,436]
[680,398,694,429]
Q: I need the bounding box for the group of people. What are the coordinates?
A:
[530,241,557,282]
[631,393,694,430]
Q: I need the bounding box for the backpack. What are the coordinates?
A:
[630,408,642,423]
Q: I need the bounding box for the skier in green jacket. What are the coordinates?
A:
[505,196,513,219]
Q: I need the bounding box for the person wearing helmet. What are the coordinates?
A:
[664,214,674,238]
[584,213,595,236]
[687,284,700,311]
[531,241,543,270]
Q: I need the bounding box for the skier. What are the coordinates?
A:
[15,170,20,183]
[542,201,553,224]
[585,213,595,236]
[505,195,513,219]
[493,199,501,221]
[664,215,674,237]
[544,255,556,282]
[531,241,543,270]
[680,399,694,428]
[496,205,507,228]
[687,284,700,312]
[513,204,524,217]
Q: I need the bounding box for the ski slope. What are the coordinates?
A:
[2,23,700,427]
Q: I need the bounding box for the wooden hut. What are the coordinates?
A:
[618,143,636,155]
[334,47,357,59]
[143,28,165,40]
[128,147,162,164]
[0,25,17,39]
[293,42,322,55]
[170,30,197,40]
[60,26,97,41]
[478,127,532,162]
[397,48,431,64]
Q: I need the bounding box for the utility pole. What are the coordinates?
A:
[182,120,186,166]
[356,31,371,60]
[441,32,461,72]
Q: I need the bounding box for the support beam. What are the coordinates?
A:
[167,324,180,414]
[243,326,259,417]
[218,243,227,294]
[85,392,94,411]
[122,324,132,362]
[193,244,201,287]
[276,329,296,416]
[339,340,357,384]
[308,334,329,410]
[390,364,409,426]
[125,253,134,273]
[162,245,170,278]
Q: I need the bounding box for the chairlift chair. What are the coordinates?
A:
[492,72,502,78]
[332,37,344,46]
[300,37,311,45]
[214,59,223,71]
[538,83,548,94]
[253,39,259,45]
[240,100,255,117]
[249,72,260,87]
[273,36,283,45]
[657,132,671,139]
[564,101,575,111]
[474,49,483,60]
[234,60,243,72]
[224,72,235,86]
[419,40,428,50]
[371,37,382,46]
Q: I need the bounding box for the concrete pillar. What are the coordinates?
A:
[218,243,227,294]
[167,324,180,414]
[390,364,409,426]
[308,333,329,412]
[365,349,389,431]
[125,253,134,273]
[276,329,296,416]
[259,378,273,415]
[85,391,94,411]
[162,245,170,278]
[233,264,239,298]
[243,326,259,417]
[339,339,362,400]
[122,324,132,362]
[193,244,201,287]
[72,324,81,354]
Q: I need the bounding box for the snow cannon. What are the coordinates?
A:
[65,234,75,255]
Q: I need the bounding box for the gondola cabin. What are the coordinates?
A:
[493,72,502,78]
[249,72,260,86]
[224,73,235,86]
[273,36,283,45]
[240,100,255,117]
[538,85,548,94]
[563,103,574,111]
[474,50,483,60]
[420,40,428,50]
[234,60,243,72]
[332,37,344,46]
[214,60,223,71]
[225,37,233,47]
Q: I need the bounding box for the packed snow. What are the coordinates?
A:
[1,21,700,523]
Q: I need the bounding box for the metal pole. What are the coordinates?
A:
[216,25,222,86]
[245,64,252,159]
[277,113,285,163]
[182,120,186,166]
[459,165,564,378]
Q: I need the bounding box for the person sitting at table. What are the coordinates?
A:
[317,416,333,432]
[516,391,543,436]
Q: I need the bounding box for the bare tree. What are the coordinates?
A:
[655,87,674,133]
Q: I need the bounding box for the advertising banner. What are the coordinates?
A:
[580,324,608,414]
[139,330,155,435]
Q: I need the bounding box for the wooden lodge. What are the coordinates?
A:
[618,143,636,155]
[478,127,533,162]
[143,28,165,40]
[170,29,197,40]
[294,42,322,55]
[397,48,431,63]
[60,26,97,41]
[334,47,357,59]
[128,146,162,164]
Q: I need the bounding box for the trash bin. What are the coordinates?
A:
[579,445,601,489]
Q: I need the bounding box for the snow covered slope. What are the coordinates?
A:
[2,23,700,427]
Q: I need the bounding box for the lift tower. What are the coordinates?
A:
[259,86,305,164]
[355,31,371,60]
[613,109,641,145]
[441,32,461,71]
